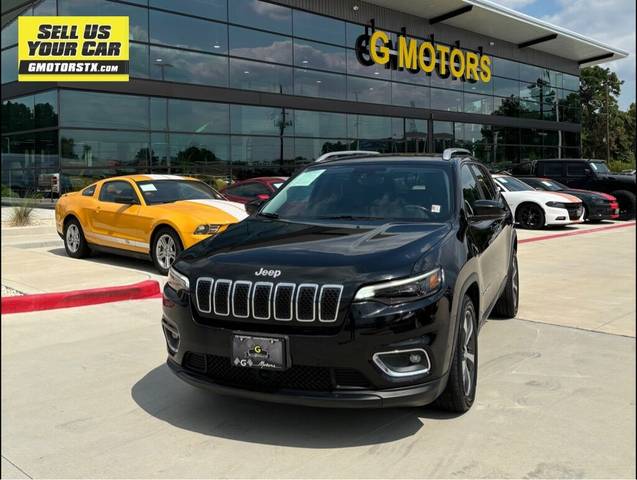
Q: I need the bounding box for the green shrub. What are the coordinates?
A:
[8,194,39,227]
[608,159,636,173]
[1,184,17,198]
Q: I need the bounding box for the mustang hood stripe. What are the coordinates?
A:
[186,199,248,220]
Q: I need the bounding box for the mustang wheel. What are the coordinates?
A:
[516,203,545,229]
[436,295,478,413]
[152,227,183,275]
[63,217,90,258]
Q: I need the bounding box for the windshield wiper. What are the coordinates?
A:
[258,212,279,219]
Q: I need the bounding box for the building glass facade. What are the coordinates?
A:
[1,0,582,195]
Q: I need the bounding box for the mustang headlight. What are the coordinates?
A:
[167,266,190,293]
[545,201,568,208]
[194,224,221,235]
[354,268,443,305]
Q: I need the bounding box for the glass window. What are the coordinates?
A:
[229,26,293,64]
[346,49,390,79]
[567,162,587,177]
[493,77,519,98]
[150,98,167,131]
[519,100,541,119]
[294,110,347,138]
[60,91,149,130]
[2,95,34,133]
[1,47,18,84]
[231,136,293,178]
[493,96,521,117]
[149,0,227,21]
[464,93,493,115]
[430,88,463,112]
[563,73,580,92]
[150,46,228,87]
[1,19,18,49]
[431,73,463,91]
[230,58,293,94]
[563,131,580,148]
[60,129,150,169]
[230,105,293,136]
[519,63,544,83]
[461,165,483,211]
[433,121,453,152]
[492,57,519,79]
[464,78,493,96]
[456,123,491,147]
[149,10,227,54]
[521,128,542,146]
[293,10,345,45]
[520,146,543,161]
[229,0,292,35]
[33,0,57,15]
[294,39,346,73]
[520,81,541,102]
[346,22,366,46]
[548,70,563,89]
[169,99,229,134]
[167,133,229,171]
[99,180,139,203]
[59,0,148,42]
[391,83,430,109]
[391,67,430,86]
[492,126,519,145]
[348,115,403,140]
[130,43,149,78]
[294,138,351,163]
[34,91,58,129]
[470,164,497,200]
[294,68,346,100]
[136,179,223,204]
[347,77,390,104]
[1,131,58,173]
[82,184,97,197]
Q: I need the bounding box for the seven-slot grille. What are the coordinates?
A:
[194,279,343,323]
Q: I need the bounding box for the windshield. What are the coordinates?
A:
[261,163,453,222]
[136,180,224,205]
[495,176,534,192]
[532,178,565,191]
[590,162,610,174]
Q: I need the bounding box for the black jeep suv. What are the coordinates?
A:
[162,150,519,413]
[512,158,636,219]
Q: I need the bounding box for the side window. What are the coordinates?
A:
[99,181,138,204]
[82,184,96,197]
[226,184,249,196]
[470,164,497,200]
[243,183,270,196]
[460,165,483,214]
[542,162,564,176]
[566,162,586,177]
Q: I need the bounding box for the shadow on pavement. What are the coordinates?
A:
[47,247,161,277]
[131,364,457,448]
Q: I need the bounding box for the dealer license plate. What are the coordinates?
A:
[232,334,287,370]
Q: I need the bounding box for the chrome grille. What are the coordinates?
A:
[195,279,343,323]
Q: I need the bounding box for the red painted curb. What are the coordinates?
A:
[519,221,635,244]
[1,280,161,314]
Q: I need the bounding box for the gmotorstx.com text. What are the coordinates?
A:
[21,60,124,73]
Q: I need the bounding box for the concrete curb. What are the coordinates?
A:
[1,280,161,314]
[519,221,636,244]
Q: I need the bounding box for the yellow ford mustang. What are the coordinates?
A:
[55,174,248,274]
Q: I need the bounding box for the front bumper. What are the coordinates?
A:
[545,206,584,225]
[162,283,454,408]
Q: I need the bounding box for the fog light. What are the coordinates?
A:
[373,348,431,377]
[162,319,180,355]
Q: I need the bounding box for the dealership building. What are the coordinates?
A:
[1,0,628,194]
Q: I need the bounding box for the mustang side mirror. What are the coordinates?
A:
[246,198,265,215]
[472,199,505,217]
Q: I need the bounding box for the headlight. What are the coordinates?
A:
[194,224,221,235]
[167,266,190,293]
[353,268,443,305]
[545,201,567,208]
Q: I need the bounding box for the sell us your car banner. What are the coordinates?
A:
[18,16,129,82]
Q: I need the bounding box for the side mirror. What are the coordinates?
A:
[246,198,265,215]
[472,199,506,217]
[114,195,138,205]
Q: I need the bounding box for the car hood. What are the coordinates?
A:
[561,188,614,201]
[150,199,248,224]
[502,190,581,204]
[177,218,452,284]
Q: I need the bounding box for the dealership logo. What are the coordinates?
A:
[18,16,129,82]
[254,268,282,278]
[355,28,491,84]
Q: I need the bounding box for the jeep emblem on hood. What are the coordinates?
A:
[255,267,281,278]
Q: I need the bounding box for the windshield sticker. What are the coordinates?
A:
[412,185,427,190]
[289,169,325,187]
[541,181,552,186]
[431,204,441,213]
[140,183,157,192]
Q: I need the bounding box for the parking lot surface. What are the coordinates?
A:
[1,222,635,478]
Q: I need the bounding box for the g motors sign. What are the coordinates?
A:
[18,16,129,82]
[355,29,492,83]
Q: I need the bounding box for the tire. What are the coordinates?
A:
[612,190,636,220]
[151,227,183,275]
[63,217,91,259]
[493,253,519,318]
[435,295,478,413]
[516,203,545,229]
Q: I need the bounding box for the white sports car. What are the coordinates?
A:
[492,174,584,229]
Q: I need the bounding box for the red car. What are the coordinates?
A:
[221,177,287,204]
